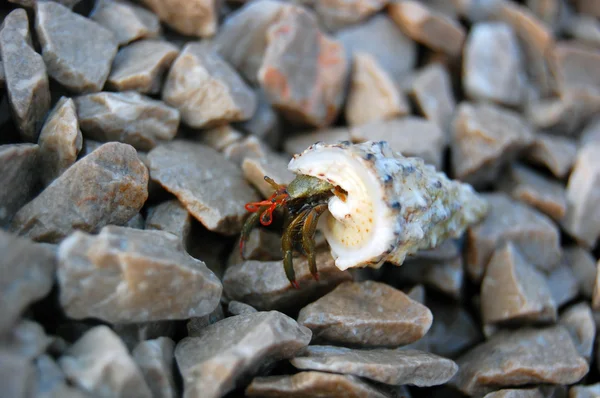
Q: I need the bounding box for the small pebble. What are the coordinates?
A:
[145,199,192,243]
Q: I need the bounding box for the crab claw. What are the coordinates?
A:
[290,280,300,289]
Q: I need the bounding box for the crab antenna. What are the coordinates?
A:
[264,176,282,191]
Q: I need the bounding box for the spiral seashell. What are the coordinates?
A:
[287,140,489,271]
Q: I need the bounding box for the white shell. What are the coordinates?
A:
[288,141,489,271]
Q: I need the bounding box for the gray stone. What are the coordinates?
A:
[525,132,577,178]
[390,256,463,300]
[186,303,225,337]
[57,225,222,323]
[313,0,388,31]
[11,142,148,243]
[138,0,220,37]
[132,337,177,398]
[291,345,457,387]
[228,228,283,266]
[107,40,179,94]
[228,300,258,316]
[37,97,83,186]
[0,350,36,398]
[34,354,89,398]
[409,63,455,134]
[298,281,433,347]
[112,321,176,352]
[223,135,267,166]
[283,126,350,156]
[581,115,600,146]
[483,389,544,398]
[0,9,50,142]
[570,383,600,398]
[551,41,600,99]
[75,91,180,151]
[559,302,595,362]
[564,246,597,299]
[565,15,600,48]
[90,0,161,46]
[546,258,580,308]
[197,125,243,152]
[175,311,311,398]
[2,320,52,360]
[145,199,192,243]
[235,89,281,144]
[8,0,80,7]
[35,1,119,93]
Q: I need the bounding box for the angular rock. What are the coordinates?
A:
[0,9,50,142]
[451,102,535,187]
[351,117,445,169]
[422,302,481,358]
[34,354,89,398]
[57,225,222,323]
[564,246,597,299]
[242,153,295,198]
[389,1,466,56]
[139,0,219,37]
[228,301,258,316]
[463,22,525,106]
[563,142,600,247]
[551,41,600,98]
[235,89,281,144]
[297,281,433,347]
[222,135,267,166]
[313,0,388,31]
[132,337,177,398]
[389,256,463,300]
[336,14,416,83]
[186,303,225,337]
[37,97,83,186]
[59,325,152,398]
[499,163,567,221]
[223,249,352,311]
[466,193,560,281]
[11,142,148,243]
[75,91,179,151]
[291,345,457,387]
[0,231,56,335]
[0,144,40,227]
[90,0,161,46]
[3,320,52,360]
[35,1,119,93]
[409,63,455,134]
[481,242,556,325]
[147,140,259,235]
[108,40,179,95]
[546,259,580,308]
[524,132,577,178]
[283,126,350,156]
[175,311,311,398]
[570,384,600,398]
[198,125,243,152]
[483,389,544,398]
[145,199,192,243]
[258,6,348,127]
[163,43,256,128]
[452,326,589,396]
[246,371,390,398]
[112,321,176,352]
[345,52,409,127]
[0,350,36,398]
[559,302,595,362]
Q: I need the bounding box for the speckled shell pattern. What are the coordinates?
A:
[289,140,489,269]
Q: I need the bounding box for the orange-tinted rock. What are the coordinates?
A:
[138,0,220,37]
[314,0,388,31]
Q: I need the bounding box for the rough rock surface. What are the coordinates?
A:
[525,132,577,178]
[75,91,180,151]
[297,281,433,347]
[163,43,256,128]
[0,9,50,142]
[564,247,597,299]
[138,0,219,37]
[223,135,267,166]
[409,63,455,134]
[132,337,177,398]
[57,225,222,323]
[147,140,259,235]
[198,125,244,152]
[546,259,580,308]
[145,199,192,243]
[175,311,311,398]
[35,1,118,93]
[90,0,161,46]
[228,301,258,316]
[559,302,596,363]
[11,142,148,243]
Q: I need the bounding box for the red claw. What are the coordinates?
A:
[313,272,320,281]
[290,280,300,289]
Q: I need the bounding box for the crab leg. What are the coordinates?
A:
[301,204,328,281]
[239,205,268,258]
[282,207,310,289]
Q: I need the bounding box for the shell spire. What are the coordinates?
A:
[287,141,489,271]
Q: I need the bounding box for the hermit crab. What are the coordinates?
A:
[241,141,489,288]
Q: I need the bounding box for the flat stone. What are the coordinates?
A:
[463,22,526,106]
[242,153,295,198]
[35,1,118,93]
[313,0,388,31]
[0,9,50,142]
[451,102,535,187]
[570,383,600,398]
[147,140,259,235]
[258,6,348,128]
[283,127,350,156]
[139,0,219,37]
[499,163,567,221]
[452,325,589,396]
[483,389,545,398]
[223,135,267,166]
[11,142,148,243]
[197,125,243,152]
[564,246,597,299]
[481,242,556,325]
[559,302,595,362]
[175,311,311,398]
[551,41,600,98]
[345,52,409,127]
[228,300,258,316]
[546,258,580,308]
[389,1,466,57]
[298,281,433,347]
[524,132,577,178]
[0,232,56,335]
[90,0,161,46]
[291,345,457,387]
[336,14,416,84]
[57,225,222,323]
[246,371,390,398]
[390,256,463,299]
[59,325,152,398]
[466,193,561,281]
[0,144,40,227]
[223,249,352,311]
[563,142,600,247]
[37,97,83,186]
[163,43,256,128]
[351,117,445,169]
[132,337,177,398]
[145,199,192,243]
[108,40,179,95]
[409,63,455,134]
[75,91,180,151]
